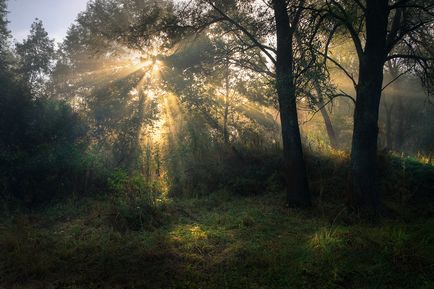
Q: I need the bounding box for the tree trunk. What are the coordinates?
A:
[385,60,400,151]
[223,57,230,145]
[395,93,405,150]
[313,81,338,149]
[223,102,229,144]
[350,0,389,214]
[384,102,394,150]
[273,0,310,207]
[319,101,338,149]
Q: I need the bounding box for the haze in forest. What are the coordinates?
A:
[0,0,433,288]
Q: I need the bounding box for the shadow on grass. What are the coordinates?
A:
[1,192,434,289]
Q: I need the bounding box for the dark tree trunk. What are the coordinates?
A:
[319,101,338,149]
[350,0,389,213]
[314,82,338,149]
[272,0,311,207]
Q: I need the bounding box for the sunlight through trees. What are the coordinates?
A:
[0,0,433,287]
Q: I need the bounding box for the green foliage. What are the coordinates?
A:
[87,70,159,171]
[77,0,180,50]
[0,98,89,205]
[0,0,433,287]
[381,153,434,206]
[0,44,89,206]
[15,19,55,96]
[166,141,285,197]
[106,170,163,231]
[0,0,11,70]
[0,9,93,207]
[222,150,285,196]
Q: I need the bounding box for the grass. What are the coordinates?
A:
[1,190,433,289]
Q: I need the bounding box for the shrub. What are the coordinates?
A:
[106,170,162,231]
[0,97,89,206]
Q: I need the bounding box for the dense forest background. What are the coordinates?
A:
[0,0,433,288]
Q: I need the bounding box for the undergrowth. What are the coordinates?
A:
[1,190,433,289]
[1,150,433,289]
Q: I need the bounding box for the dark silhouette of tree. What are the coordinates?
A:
[0,0,14,77]
[0,0,9,59]
[15,19,55,97]
[312,0,434,214]
[271,0,311,206]
[0,5,87,204]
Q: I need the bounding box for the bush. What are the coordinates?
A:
[0,96,89,206]
[106,170,162,231]
[381,153,434,204]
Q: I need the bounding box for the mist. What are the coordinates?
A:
[0,0,433,288]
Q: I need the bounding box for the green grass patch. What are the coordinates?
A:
[1,192,433,289]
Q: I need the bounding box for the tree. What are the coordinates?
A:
[271,0,311,206]
[0,6,87,204]
[0,0,14,77]
[294,29,341,149]
[70,0,312,206]
[180,0,313,206]
[179,0,312,206]
[0,0,9,60]
[15,19,55,97]
[162,35,280,148]
[316,0,434,213]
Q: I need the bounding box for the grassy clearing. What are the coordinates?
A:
[1,191,433,289]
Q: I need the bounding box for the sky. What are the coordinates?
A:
[7,0,89,43]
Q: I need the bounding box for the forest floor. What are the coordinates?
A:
[1,190,434,289]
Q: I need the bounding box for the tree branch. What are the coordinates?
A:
[325,0,364,59]
[315,48,358,88]
[385,54,434,61]
[382,65,413,91]
[206,1,277,64]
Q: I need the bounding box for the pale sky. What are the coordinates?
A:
[7,0,89,43]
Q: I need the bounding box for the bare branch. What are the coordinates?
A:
[315,48,358,88]
[382,66,413,91]
[385,54,434,61]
